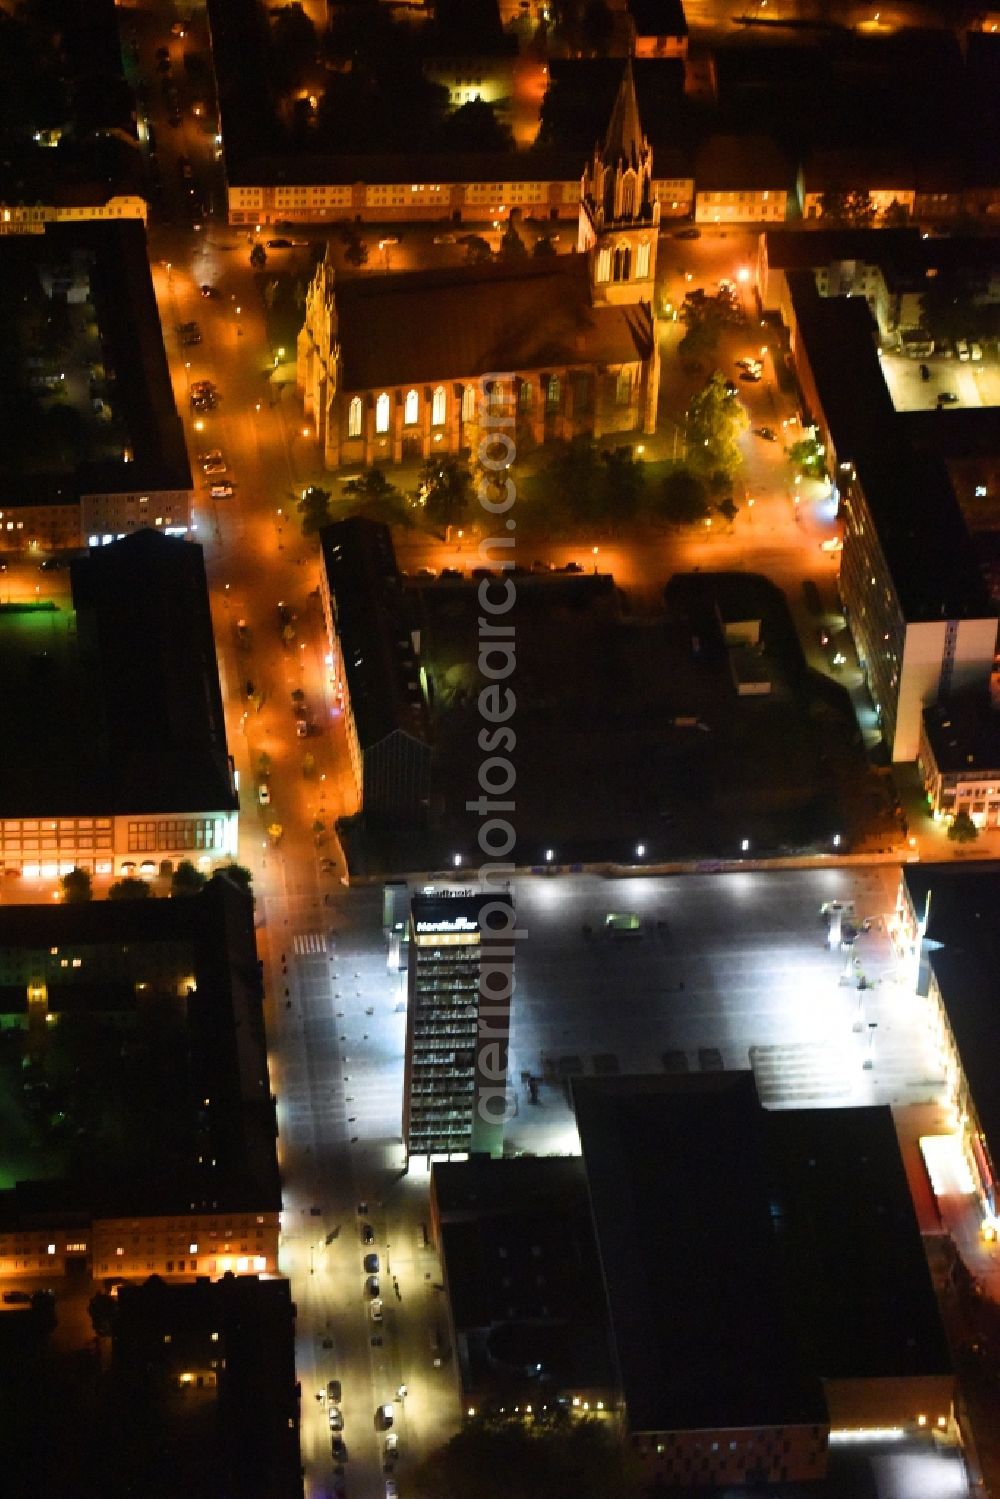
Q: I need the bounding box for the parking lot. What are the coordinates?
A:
[880,349,1000,412]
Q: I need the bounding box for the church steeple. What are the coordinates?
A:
[578,61,660,306]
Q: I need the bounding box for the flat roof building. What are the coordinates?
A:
[0,530,238,879]
[404,890,514,1162]
[318,518,431,826]
[918,695,1000,825]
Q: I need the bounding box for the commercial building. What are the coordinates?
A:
[318,518,432,826]
[112,1275,302,1499]
[297,65,660,469]
[0,221,192,553]
[918,696,1000,825]
[892,864,1000,1225]
[403,890,514,1163]
[0,531,239,878]
[0,875,281,1284]
[430,1156,616,1419]
[776,267,998,762]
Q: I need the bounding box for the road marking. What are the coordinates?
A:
[294,932,328,955]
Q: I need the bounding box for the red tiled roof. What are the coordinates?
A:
[334,255,654,391]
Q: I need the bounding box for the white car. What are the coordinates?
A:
[385,1483,398,1499]
[956,339,970,361]
[370,1299,383,1324]
[210,483,234,499]
[203,460,227,476]
[295,719,308,738]
[969,342,983,362]
[198,449,223,464]
[384,1433,398,1455]
[257,783,270,806]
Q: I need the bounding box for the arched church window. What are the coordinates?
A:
[348,396,362,438]
[636,241,651,279]
[404,389,419,426]
[616,369,632,407]
[613,246,631,282]
[461,384,476,423]
[621,175,635,217]
[375,392,390,434]
[431,386,446,426]
[545,375,561,414]
[596,246,611,283]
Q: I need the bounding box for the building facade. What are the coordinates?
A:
[403,891,514,1164]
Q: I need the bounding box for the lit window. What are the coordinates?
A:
[636,241,651,278]
[461,385,476,423]
[431,385,446,426]
[348,396,362,438]
[546,375,561,414]
[375,392,390,434]
[596,246,611,282]
[404,389,419,425]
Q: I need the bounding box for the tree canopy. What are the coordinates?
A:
[61,867,92,904]
[685,371,749,480]
[298,484,334,534]
[410,1420,642,1499]
[418,453,473,529]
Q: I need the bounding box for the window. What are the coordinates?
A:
[404,389,419,426]
[636,240,650,278]
[596,245,611,282]
[518,380,532,411]
[616,369,632,407]
[375,392,390,434]
[545,375,561,414]
[431,385,446,426]
[461,385,476,422]
[348,396,362,438]
[613,245,631,281]
[486,380,504,414]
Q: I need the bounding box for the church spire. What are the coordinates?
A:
[602,59,644,171]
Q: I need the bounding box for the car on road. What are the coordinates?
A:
[364,1253,379,1274]
[440,567,463,579]
[970,342,983,361]
[236,619,250,646]
[210,483,234,499]
[736,357,762,374]
[370,1299,384,1323]
[203,460,226,476]
[754,426,777,441]
[2,1291,32,1304]
[267,238,294,248]
[198,448,223,463]
[740,370,761,383]
[819,537,843,552]
[937,391,959,405]
[366,1275,380,1297]
[295,719,308,738]
[182,329,201,346]
[257,783,271,806]
[377,1403,394,1429]
[361,1222,375,1244]
[674,226,701,239]
[561,561,583,573]
[723,380,738,396]
[385,1482,398,1499]
[277,600,297,625]
[415,566,437,578]
[327,1380,342,1403]
[328,1407,344,1431]
[331,1437,347,1462]
[178,156,193,179]
[384,1433,398,1456]
[956,339,970,361]
[245,679,255,699]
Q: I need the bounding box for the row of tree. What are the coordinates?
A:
[60,864,253,903]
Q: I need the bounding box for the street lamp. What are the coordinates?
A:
[833,833,842,848]
[741,838,750,853]
[452,853,462,868]
[636,843,645,859]
[545,848,554,863]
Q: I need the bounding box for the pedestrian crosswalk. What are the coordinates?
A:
[750,1042,851,1105]
[293,931,327,956]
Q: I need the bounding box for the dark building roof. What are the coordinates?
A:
[694,133,792,191]
[319,518,429,754]
[603,60,645,170]
[334,256,655,392]
[628,0,688,37]
[766,1106,951,1381]
[798,145,916,192]
[785,271,992,623]
[573,1072,827,1434]
[68,532,237,814]
[0,222,191,503]
[0,875,280,1222]
[432,1156,615,1401]
[114,1276,302,1499]
[764,227,923,273]
[903,863,1000,1175]
[923,696,1000,776]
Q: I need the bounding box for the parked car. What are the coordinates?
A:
[674,226,701,239]
[267,237,294,248]
[257,783,270,806]
[361,1223,375,1244]
[755,426,777,441]
[198,448,223,463]
[377,1404,394,1429]
[970,342,983,362]
[366,1276,380,1298]
[295,719,308,738]
[329,1407,344,1431]
[370,1299,383,1323]
[331,1437,348,1462]
[200,284,219,298]
[210,482,234,499]
[384,1433,398,1456]
[364,1253,379,1274]
[327,1379,342,1403]
[433,232,456,244]
[956,339,970,361]
[937,391,959,405]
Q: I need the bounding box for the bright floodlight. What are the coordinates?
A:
[741,838,750,852]
[452,853,462,867]
[833,833,841,847]
[636,843,645,858]
[545,848,554,862]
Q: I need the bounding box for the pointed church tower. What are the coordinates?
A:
[578,60,660,307]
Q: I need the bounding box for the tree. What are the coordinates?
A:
[716,494,740,525]
[342,468,411,525]
[948,810,979,844]
[463,235,493,265]
[920,272,979,346]
[599,446,644,522]
[532,235,558,258]
[249,242,267,271]
[787,433,827,479]
[344,237,369,268]
[410,1419,642,1499]
[655,467,709,526]
[685,372,749,480]
[61,867,92,904]
[438,98,512,153]
[171,860,206,898]
[820,189,876,227]
[221,863,254,893]
[499,216,529,262]
[108,877,151,901]
[882,198,909,227]
[419,453,472,530]
[298,484,333,535]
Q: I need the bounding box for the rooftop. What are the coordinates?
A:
[0,532,236,819]
[333,256,655,393]
[628,0,688,37]
[923,696,1000,776]
[319,518,430,754]
[693,133,792,191]
[903,863,1000,1174]
[573,1072,826,1433]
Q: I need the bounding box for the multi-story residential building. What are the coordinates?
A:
[918,696,1000,826]
[0,876,281,1286]
[797,149,916,223]
[403,890,514,1163]
[0,190,147,231]
[297,65,660,469]
[0,531,239,879]
[693,135,790,225]
[318,518,432,826]
[0,221,192,554]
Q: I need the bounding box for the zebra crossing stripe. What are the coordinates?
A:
[293,932,328,955]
